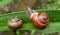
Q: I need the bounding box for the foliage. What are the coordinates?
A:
[0,0,60,13]
[32,0,60,10]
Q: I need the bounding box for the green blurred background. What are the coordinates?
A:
[0,0,60,13]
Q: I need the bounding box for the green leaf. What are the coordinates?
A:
[0,10,60,33]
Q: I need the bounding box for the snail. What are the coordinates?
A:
[26,6,49,28]
[8,16,23,29]
[23,0,49,28]
[8,16,23,35]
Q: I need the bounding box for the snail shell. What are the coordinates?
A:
[30,12,49,28]
[8,16,22,29]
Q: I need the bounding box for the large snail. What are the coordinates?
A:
[26,6,49,28]
[8,16,23,29]
[23,0,49,28]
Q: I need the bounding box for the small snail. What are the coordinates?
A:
[27,6,49,28]
[8,16,23,29]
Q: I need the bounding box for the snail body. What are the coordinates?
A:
[8,16,22,29]
[27,6,49,28]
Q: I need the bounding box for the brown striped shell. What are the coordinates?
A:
[8,16,22,29]
[30,12,49,28]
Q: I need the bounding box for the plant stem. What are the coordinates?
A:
[12,30,17,35]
